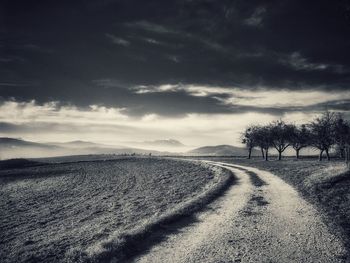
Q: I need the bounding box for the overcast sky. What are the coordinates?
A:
[1,0,350,147]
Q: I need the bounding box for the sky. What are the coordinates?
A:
[1,0,350,148]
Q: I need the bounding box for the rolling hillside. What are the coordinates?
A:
[0,138,172,159]
[187,144,260,156]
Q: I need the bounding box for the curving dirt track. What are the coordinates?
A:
[134,162,348,263]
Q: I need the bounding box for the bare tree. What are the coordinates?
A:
[334,113,350,160]
[253,125,273,161]
[241,125,258,159]
[270,120,294,160]
[242,125,268,159]
[290,124,310,159]
[309,111,336,161]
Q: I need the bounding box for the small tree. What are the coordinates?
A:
[254,125,273,161]
[270,120,294,160]
[290,124,310,159]
[251,126,266,159]
[334,114,350,159]
[241,125,258,159]
[346,143,350,169]
[309,111,336,161]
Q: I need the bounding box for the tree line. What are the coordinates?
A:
[241,111,350,162]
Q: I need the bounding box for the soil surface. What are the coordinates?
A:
[133,161,347,263]
[0,158,218,263]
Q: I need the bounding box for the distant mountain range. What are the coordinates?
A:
[0,137,257,160]
[0,137,172,159]
[47,140,118,149]
[0,137,59,150]
[137,139,185,147]
[126,139,187,152]
[0,137,63,159]
[187,144,259,156]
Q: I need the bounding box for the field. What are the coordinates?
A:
[203,157,350,251]
[0,157,230,263]
[2,156,349,262]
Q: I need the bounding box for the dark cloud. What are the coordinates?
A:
[1,0,350,116]
[304,99,350,112]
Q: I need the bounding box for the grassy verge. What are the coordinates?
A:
[203,157,350,253]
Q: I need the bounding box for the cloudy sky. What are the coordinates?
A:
[1,0,350,148]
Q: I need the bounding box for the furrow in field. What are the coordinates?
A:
[0,158,229,263]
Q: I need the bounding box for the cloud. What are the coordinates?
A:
[0,56,25,63]
[280,52,349,74]
[124,21,175,34]
[141,37,163,45]
[244,7,266,27]
[141,113,159,122]
[132,84,350,110]
[166,55,180,63]
[285,52,328,71]
[0,100,128,125]
[2,0,350,116]
[0,99,349,147]
[124,20,228,53]
[0,100,291,147]
[92,78,129,89]
[105,33,130,46]
[0,82,35,87]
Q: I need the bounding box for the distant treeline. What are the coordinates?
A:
[241,111,350,162]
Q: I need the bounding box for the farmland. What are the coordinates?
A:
[0,157,230,263]
[2,155,349,262]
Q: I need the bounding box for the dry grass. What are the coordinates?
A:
[0,157,231,263]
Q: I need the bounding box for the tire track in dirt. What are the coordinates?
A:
[133,162,348,263]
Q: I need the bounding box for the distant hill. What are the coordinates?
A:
[187,144,260,156]
[125,139,188,152]
[47,140,118,149]
[0,137,174,159]
[0,137,57,149]
[128,139,185,149]
[141,139,185,147]
[0,137,66,159]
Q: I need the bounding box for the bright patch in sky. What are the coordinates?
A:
[0,97,329,148]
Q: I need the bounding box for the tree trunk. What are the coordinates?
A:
[325,148,330,161]
[260,147,265,159]
[339,147,345,159]
[278,151,282,160]
[346,146,350,168]
[265,149,269,161]
[319,149,324,161]
[248,147,252,159]
[296,148,300,159]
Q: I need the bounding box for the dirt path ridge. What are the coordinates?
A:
[133,162,347,263]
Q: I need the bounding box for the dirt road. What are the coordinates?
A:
[133,162,347,263]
